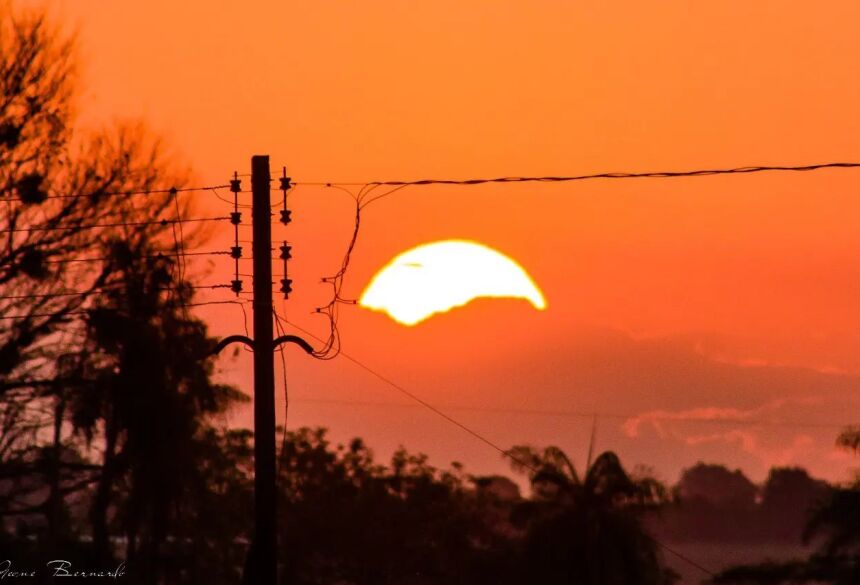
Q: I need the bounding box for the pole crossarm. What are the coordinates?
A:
[212,335,256,354]
[272,334,314,354]
[210,334,314,356]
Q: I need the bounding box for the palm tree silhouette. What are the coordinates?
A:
[507,445,675,585]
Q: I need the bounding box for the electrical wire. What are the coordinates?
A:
[297,161,860,191]
[0,183,232,203]
[285,397,850,430]
[0,310,90,320]
[0,216,231,235]
[306,184,367,360]
[281,317,715,577]
[298,159,860,362]
[12,160,852,577]
[354,162,860,208]
[273,308,290,473]
[211,187,252,209]
[167,187,190,319]
[0,284,235,306]
[42,250,232,264]
[282,316,550,472]
[186,300,253,315]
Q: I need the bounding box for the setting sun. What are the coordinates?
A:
[359,240,547,326]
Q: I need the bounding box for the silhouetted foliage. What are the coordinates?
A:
[275,428,487,585]
[657,463,831,545]
[677,463,757,511]
[505,445,677,585]
[0,4,245,583]
[836,426,860,454]
[713,428,860,584]
[760,467,830,542]
[67,238,247,576]
[1,3,193,524]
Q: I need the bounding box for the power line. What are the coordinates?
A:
[352,162,860,208]
[0,290,118,301]
[296,161,860,190]
[294,159,860,361]
[168,187,190,319]
[281,316,547,471]
[0,289,238,314]
[0,310,90,321]
[273,308,290,474]
[0,183,232,203]
[186,300,251,309]
[281,317,716,578]
[283,397,851,430]
[652,539,716,579]
[43,250,232,264]
[0,216,231,235]
[0,283,233,299]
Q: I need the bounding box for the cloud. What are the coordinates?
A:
[621,398,826,439]
[622,402,790,439]
[620,398,841,471]
[330,321,860,482]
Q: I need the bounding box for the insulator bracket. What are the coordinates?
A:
[280,278,293,298]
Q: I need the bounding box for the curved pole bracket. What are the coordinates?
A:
[273,335,315,355]
[212,335,255,355]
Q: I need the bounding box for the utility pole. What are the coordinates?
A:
[214,155,313,585]
[251,155,277,584]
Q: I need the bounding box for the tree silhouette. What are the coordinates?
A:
[505,445,677,585]
[0,5,187,385]
[714,428,860,584]
[662,463,760,542]
[836,426,860,454]
[274,427,509,585]
[760,467,830,542]
[0,6,246,582]
[67,237,246,575]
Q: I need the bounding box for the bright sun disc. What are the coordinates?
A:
[359,240,547,326]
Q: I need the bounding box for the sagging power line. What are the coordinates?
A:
[283,396,852,431]
[279,316,718,578]
[297,161,860,189]
[0,215,231,235]
[0,183,232,203]
[0,300,250,320]
[6,157,860,583]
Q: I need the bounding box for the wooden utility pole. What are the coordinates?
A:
[215,156,313,584]
[251,155,277,584]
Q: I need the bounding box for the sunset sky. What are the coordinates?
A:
[36,0,860,484]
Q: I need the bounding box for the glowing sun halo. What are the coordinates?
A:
[359,240,547,326]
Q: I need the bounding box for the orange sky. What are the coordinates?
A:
[32,0,860,483]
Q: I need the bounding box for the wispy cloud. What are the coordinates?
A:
[621,399,812,439]
[621,398,842,470]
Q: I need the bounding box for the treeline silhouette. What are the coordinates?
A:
[2,3,860,584]
[656,463,831,544]
[4,416,860,585]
